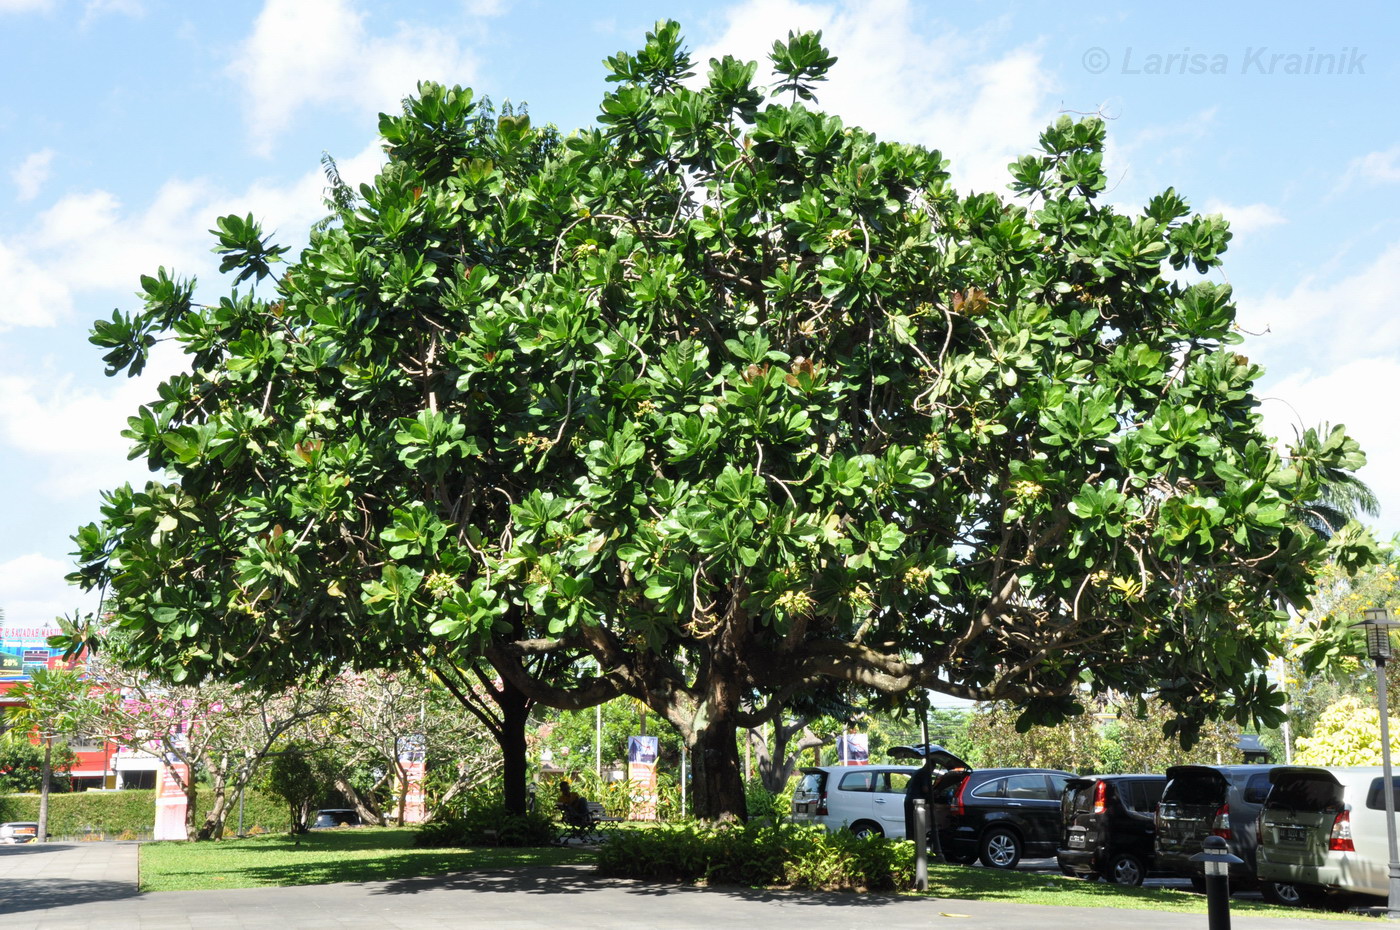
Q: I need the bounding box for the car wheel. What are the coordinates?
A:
[1261,881,1323,907]
[850,820,883,839]
[978,827,1022,870]
[1107,852,1146,887]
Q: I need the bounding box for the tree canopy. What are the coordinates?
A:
[68,21,1376,818]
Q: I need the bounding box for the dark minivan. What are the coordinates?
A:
[1057,774,1166,886]
[932,767,1074,869]
[1154,764,1277,887]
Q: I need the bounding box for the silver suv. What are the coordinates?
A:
[1256,765,1400,908]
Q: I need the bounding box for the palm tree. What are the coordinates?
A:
[4,668,101,842]
[1293,423,1381,538]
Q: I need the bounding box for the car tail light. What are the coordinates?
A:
[1329,810,1354,852]
[1210,803,1231,840]
[951,777,969,817]
[1093,780,1107,815]
[816,790,828,817]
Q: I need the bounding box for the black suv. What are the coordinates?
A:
[932,767,1074,869]
[1154,764,1277,887]
[1058,774,1167,886]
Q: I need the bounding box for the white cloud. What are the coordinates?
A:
[1201,200,1286,237]
[464,0,507,15]
[0,240,71,329]
[0,138,384,335]
[0,553,97,631]
[0,0,52,11]
[1240,240,1400,370]
[12,148,55,201]
[1342,145,1400,188]
[1259,357,1400,540]
[0,139,386,510]
[696,0,1058,194]
[229,0,481,155]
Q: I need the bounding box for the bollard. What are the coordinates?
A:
[1190,835,1243,930]
[913,799,929,891]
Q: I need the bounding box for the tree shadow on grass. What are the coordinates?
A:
[206,847,590,890]
[372,864,919,909]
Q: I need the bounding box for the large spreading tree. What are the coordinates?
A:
[69,21,1375,819]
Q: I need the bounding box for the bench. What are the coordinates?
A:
[558,801,625,844]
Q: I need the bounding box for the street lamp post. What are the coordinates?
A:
[1358,608,1400,919]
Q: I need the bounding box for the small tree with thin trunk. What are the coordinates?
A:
[4,667,101,842]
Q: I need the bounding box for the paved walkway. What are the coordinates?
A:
[0,842,1366,929]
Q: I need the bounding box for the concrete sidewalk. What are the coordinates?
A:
[0,842,1362,929]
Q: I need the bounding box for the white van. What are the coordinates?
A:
[790,746,966,839]
[1256,765,1400,907]
[791,765,922,838]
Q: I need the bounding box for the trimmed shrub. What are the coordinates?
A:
[0,790,154,838]
[595,821,914,891]
[415,804,557,848]
[0,787,292,839]
[193,788,292,836]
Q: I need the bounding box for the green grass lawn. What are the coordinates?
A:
[906,863,1368,920]
[139,828,1368,920]
[138,827,594,892]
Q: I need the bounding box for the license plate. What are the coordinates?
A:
[1281,826,1307,843]
[1068,833,1085,848]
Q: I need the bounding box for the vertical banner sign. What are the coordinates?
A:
[837,732,869,765]
[153,756,190,840]
[627,735,660,820]
[398,735,427,824]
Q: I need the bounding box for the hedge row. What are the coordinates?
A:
[0,787,291,839]
[0,790,156,838]
[596,821,914,891]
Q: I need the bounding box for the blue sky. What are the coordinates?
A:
[1,0,1397,642]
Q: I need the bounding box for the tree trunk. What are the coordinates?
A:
[197,757,228,840]
[183,779,199,839]
[690,715,747,821]
[498,676,531,816]
[334,775,385,826]
[37,736,52,843]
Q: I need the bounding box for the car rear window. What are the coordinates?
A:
[1125,779,1165,812]
[1365,777,1400,810]
[932,772,969,803]
[798,772,825,794]
[1163,772,1226,805]
[839,771,876,791]
[1267,773,1343,811]
[884,771,912,793]
[1066,780,1096,812]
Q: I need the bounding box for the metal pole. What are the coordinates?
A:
[595,704,602,777]
[913,799,929,891]
[1204,866,1232,930]
[680,744,687,817]
[1377,657,1400,919]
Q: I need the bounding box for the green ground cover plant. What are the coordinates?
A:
[138,826,592,892]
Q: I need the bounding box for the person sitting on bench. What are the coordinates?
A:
[559,781,590,818]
